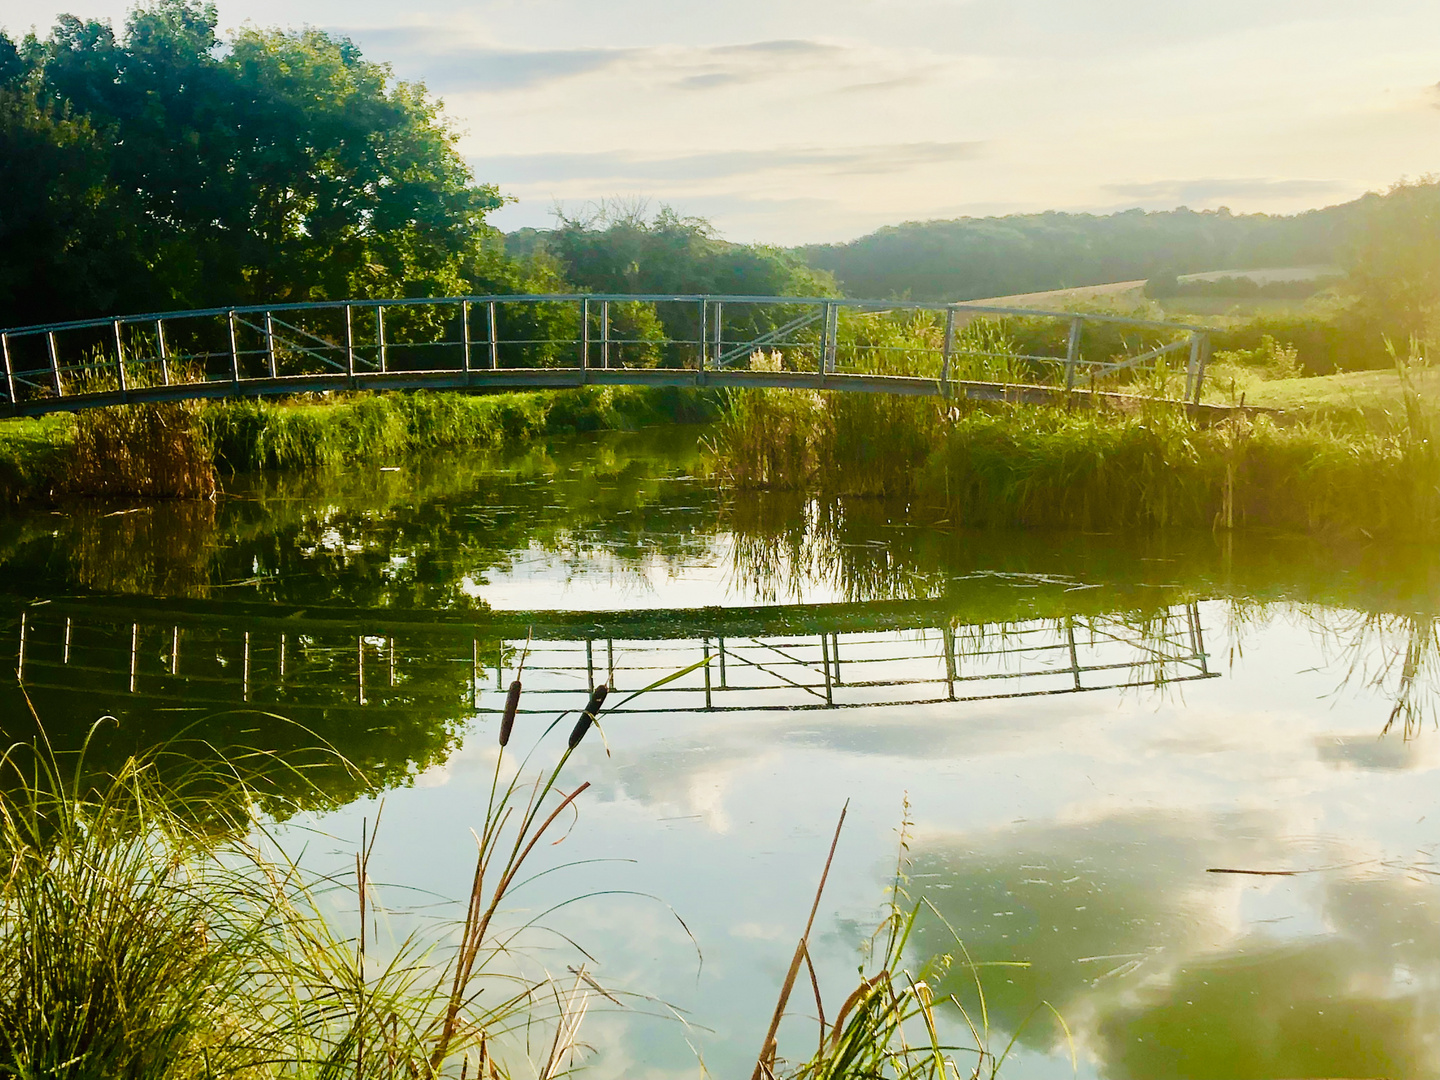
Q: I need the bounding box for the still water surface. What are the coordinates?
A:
[4,426,1440,1079]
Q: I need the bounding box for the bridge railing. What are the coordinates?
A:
[0,295,1215,416]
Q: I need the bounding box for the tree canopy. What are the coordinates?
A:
[530,202,836,299]
[0,1,535,327]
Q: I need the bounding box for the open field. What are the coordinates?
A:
[973,277,1336,322]
[1236,366,1440,421]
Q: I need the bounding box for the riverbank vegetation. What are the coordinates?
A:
[706,339,1440,539]
[0,385,723,501]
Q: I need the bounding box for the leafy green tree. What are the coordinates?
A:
[0,2,538,327]
[1345,178,1440,346]
[545,203,835,298]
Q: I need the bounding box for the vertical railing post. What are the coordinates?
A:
[580,297,590,377]
[462,300,472,375]
[1191,602,1209,675]
[697,297,708,372]
[1190,333,1210,405]
[817,301,830,376]
[376,304,387,373]
[825,303,839,374]
[264,311,278,378]
[942,624,956,701]
[601,300,610,369]
[702,639,712,709]
[487,301,499,369]
[227,311,240,386]
[1064,317,1083,391]
[1,333,15,405]
[112,319,128,395]
[344,304,356,381]
[155,320,171,385]
[713,301,724,371]
[941,306,956,392]
[47,331,62,397]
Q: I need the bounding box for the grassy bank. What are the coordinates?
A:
[706,378,1440,539]
[0,385,723,501]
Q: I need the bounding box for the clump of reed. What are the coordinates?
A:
[0,679,615,1078]
[758,804,1049,1080]
[61,346,217,499]
[67,398,216,500]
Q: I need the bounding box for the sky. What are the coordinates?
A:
[3,0,1439,244]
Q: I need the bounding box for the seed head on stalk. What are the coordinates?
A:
[498,681,522,747]
[568,684,608,750]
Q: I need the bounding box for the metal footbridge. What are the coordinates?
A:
[0,295,1215,417]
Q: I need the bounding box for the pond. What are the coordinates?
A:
[3,424,1439,1080]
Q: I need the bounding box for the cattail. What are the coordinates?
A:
[567,683,608,749]
[498,680,521,747]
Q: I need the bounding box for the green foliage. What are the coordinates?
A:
[0,2,533,326]
[542,203,837,299]
[709,384,1440,539]
[1345,177,1440,346]
[201,387,723,473]
[800,205,1359,302]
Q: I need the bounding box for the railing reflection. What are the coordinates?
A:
[6,598,1215,718]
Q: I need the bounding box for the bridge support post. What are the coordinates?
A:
[227,311,240,387]
[155,320,171,385]
[462,300,472,377]
[1064,317,1083,391]
[47,331,62,397]
[1,333,15,405]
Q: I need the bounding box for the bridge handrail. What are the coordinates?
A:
[0,294,1218,339]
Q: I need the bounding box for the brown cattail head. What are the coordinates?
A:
[498,680,522,747]
[567,683,609,750]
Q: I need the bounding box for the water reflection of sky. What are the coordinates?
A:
[303,585,1440,1080]
[5,431,1440,1079]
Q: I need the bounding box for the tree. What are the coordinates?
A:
[0,2,528,327]
[544,202,835,298]
[1345,179,1440,346]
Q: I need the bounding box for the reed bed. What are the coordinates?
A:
[707,383,1440,539]
[201,386,721,473]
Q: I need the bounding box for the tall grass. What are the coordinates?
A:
[0,681,616,1079]
[204,387,722,473]
[758,804,1052,1080]
[708,365,1440,539]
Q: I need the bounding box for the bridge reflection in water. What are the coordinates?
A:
[9,596,1214,719]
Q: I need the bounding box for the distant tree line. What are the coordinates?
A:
[794,205,1363,303]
